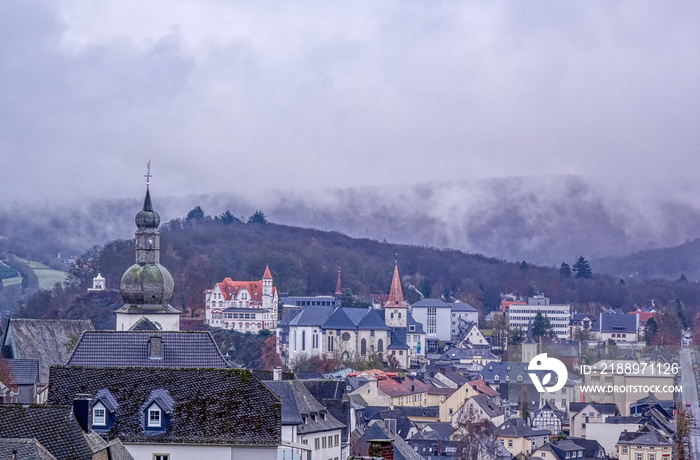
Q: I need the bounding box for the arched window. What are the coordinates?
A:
[494,375,500,382]
[391,313,394,319]
[398,313,402,319]
[361,338,367,355]
[302,331,306,351]
[378,339,384,352]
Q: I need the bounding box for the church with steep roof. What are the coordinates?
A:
[114,180,182,331]
[204,266,279,331]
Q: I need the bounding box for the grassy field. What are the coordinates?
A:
[19,258,68,290]
[1,276,22,286]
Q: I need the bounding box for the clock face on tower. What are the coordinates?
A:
[393,309,398,314]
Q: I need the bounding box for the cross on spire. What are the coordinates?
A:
[144,160,152,187]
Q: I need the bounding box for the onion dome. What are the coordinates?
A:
[120,263,174,305]
[135,188,160,229]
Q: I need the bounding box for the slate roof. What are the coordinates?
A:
[470,394,504,418]
[443,348,498,362]
[352,423,424,460]
[95,388,119,412]
[367,409,416,439]
[391,406,439,418]
[597,311,638,334]
[617,429,671,446]
[264,379,345,434]
[0,405,117,460]
[127,316,160,331]
[569,402,619,415]
[495,418,549,438]
[4,359,39,385]
[0,438,58,460]
[532,401,564,421]
[567,437,606,459]
[449,302,477,312]
[544,342,581,358]
[387,328,409,350]
[323,307,356,330]
[412,299,451,308]
[422,422,454,441]
[2,319,94,383]
[278,309,301,330]
[301,379,345,400]
[65,330,229,368]
[347,376,370,391]
[356,308,391,330]
[48,366,281,446]
[288,306,336,327]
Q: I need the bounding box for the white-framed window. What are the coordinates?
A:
[153,455,169,460]
[148,406,162,427]
[93,403,106,426]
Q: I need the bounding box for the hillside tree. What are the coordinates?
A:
[559,262,572,279]
[573,256,593,279]
[247,210,268,224]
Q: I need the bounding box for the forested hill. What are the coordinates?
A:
[593,238,700,281]
[53,213,700,325]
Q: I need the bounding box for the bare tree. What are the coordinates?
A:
[452,404,499,460]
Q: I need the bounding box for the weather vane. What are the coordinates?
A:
[145,160,152,187]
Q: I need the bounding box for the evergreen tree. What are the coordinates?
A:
[247,210,268,224]
[572,256,593,279]
[559,262,572,279]
[532,311,554,340]
[643,317,659,345]
[185,205,205,222]
[219,210,240,225]
[520,261,529,270]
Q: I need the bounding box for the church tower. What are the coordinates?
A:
[521,319,538,364]
[384,264,408,328]
[115,166,181,331]
[262,265,274,316]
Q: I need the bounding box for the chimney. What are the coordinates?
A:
[273,366,282,381]
[149,335,162,359]
[73,394,93,432]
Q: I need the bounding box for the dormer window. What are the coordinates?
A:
[148,405,162,427]
[93,403,106,426]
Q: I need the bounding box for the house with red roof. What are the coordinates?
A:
[204,266,279,332]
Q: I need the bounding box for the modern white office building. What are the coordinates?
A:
[506,295,570,339]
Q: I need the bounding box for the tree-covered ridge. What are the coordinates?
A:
[55,209,700,323]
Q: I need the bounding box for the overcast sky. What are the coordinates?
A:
[2,1,700,204]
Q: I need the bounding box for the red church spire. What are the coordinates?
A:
[335,269,342,296]
[386,264,405,307]
[263,265,272,280]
